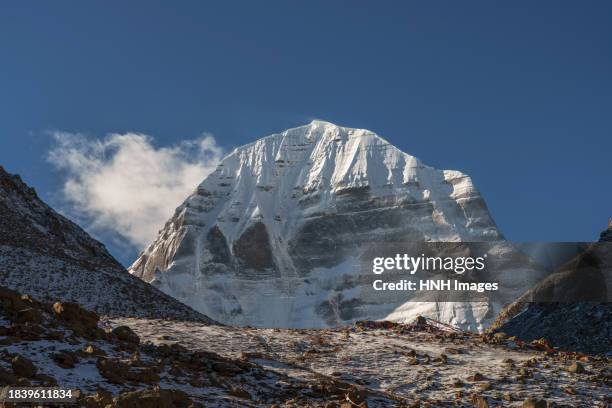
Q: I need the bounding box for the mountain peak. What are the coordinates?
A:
[131,123,501,328]
[308,119,335,127]
[220,121,419,200]
[238,121,383,153]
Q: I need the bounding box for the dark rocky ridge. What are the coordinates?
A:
[493,302,611,355]
[492,221,612,354]
[600,218,612,242]
[0,165,213,322]
[0,166,118,267]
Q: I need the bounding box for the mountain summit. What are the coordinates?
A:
[130,121,504,328]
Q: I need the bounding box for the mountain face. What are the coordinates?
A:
[130,121,505,330]
[0,165,212,322]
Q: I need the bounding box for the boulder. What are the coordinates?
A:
[82,344,107,357]
[11,355,38,378]
[12,322,43,341]
[96,358,129,384]
[521,399,547,408]
[52,351,78,369]
[567,361,585,374]
[15,307,42,324]
[53,302,100,337]
[0,287,28,310]
[35,373,58,386]
[211,360,244,376]
[125,367,160,384]
[470,372,485,381]
[0,367,18,385]
[112,388,194,408]
[96,357,159,385]
[112,326,140,345]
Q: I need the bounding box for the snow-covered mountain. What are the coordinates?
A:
[130,121,519,330]
[0,165,212,322]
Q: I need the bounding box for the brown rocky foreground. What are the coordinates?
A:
[0,286,610,407]
[110,318,611,408]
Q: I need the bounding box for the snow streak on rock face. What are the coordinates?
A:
[130,121,504,329]
[0,166,211,323]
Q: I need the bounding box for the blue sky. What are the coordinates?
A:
[1,1,611,265]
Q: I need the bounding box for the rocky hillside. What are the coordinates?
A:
[491,221,612,354]
[0,165,211,322]
[130,121,515,330]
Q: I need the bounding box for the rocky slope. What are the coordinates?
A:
[2,285,608,407]
[111,315,611,407]
[0,165,211,322]
[1,285,401,407]
[130,121,522,330]
[491,222,612,354]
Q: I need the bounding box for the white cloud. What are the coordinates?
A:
[48,131,223,249]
